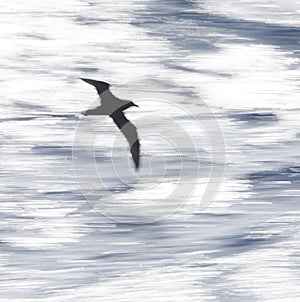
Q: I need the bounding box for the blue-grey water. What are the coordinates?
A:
[1,0,300,301]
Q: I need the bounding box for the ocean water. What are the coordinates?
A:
[1,0,300,301]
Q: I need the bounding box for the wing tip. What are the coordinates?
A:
[134,161,140,170]
[130,140,140,170]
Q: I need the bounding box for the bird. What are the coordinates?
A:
[80,78,140,170]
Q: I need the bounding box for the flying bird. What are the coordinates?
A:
[80,78,140,169]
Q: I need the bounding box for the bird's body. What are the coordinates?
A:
[80,78,140,169]
[83,90,135,116]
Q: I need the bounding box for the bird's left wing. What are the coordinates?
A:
[110,110,140,169]
[80,78,110,103]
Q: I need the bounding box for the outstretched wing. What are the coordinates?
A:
[110,110,140,169]
[80,78,110,101]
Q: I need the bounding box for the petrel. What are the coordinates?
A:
[80,78,140,169]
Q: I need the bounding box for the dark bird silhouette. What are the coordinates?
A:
[80,78,140,169]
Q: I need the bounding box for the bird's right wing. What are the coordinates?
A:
[110,111,140,169]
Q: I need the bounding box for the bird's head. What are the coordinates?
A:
[130,101,139,108]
